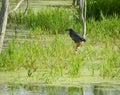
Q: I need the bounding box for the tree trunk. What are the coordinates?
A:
[79,0,86,38]
[0,0,6,32]
[0,0,9,53]
[73,0,79,6]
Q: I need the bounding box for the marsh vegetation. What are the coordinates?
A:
[0,0,120,84]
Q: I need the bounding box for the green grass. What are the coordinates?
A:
[87,0,120,19]
[0,32,120,83]
[1,16,120,83]
[1,7,120,84]
[8,7,75,33]
[8,6,120,34]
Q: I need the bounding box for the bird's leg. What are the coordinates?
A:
[75,42,81,52]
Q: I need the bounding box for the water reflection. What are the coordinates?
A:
[0,83,120,95]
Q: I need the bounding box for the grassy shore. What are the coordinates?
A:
[0,7,120,84]
[0,28,120,84]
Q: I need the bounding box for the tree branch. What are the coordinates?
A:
[9,0,24,14]
[24,0,29,15]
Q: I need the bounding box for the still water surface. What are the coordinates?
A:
[0,83,120,95]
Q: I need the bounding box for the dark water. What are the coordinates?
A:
[0,83,120,95]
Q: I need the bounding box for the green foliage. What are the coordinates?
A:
[98,40,120,78]
[87,0,120,19]
[87,15,120,39]
[1,6,120,81]
[8,6,120,35]
[8,7,75,34]
[0,19,120,78]
[69,55,84,77]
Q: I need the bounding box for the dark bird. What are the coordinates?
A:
[65,28,86,52]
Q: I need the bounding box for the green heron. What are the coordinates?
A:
[66,28,86,52]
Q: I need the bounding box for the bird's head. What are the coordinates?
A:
[65,28,73,32]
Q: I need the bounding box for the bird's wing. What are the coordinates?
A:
[70,33,81,42]
[70,32,84,42]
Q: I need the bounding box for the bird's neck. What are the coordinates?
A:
[69,31,73,36]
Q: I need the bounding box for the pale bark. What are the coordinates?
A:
[9,0,24,14]
[0,0,6,32]
[79,0,86,38]
[0,0,28,53]
[73,0,79,6]
[0,0,9,53]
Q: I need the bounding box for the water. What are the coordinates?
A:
[0,83,120,95]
